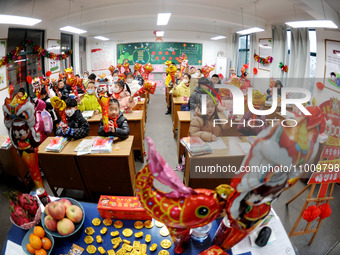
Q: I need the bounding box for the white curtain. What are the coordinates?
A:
[288,28,310,90]
[249,33,257,77]
[231,33,240,71]
[271,24,288,82]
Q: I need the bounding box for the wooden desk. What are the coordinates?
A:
[184,136,250,189]
[141,92,150,103]
[87,111,144,162]
[0,136,29,187]
[133,99,147,123]
[177,111,191,163]
[172,97,188,138]
[38,136,136,200]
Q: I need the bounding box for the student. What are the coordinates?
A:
[173,73,191,98]
[56,79,70,100]
[77,81,101,115]
[211,74,220,86]
[175,69,181,84]
[188,77,210,110]
[189,66,196,75]
[125,72,141,96]
[241,72,252,93]
[134,69,144,86]
[112,70,119,83]
[267,80,283,100]
[41,87,58,133]
[34,99,48,142]
[84,73,96,89]
[17,87,28,101]
[112,80,136,112]
[190,96,227,142]
[196,69,204,78]
[98,98,130,140]
[55,98,90,140]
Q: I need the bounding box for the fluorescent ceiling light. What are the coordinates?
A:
[0,15,41,26]
[59,26,87,34]
[286,20,338,29]
[94,36,110,41]
[237,27,264,35]
[211,35,227,40]
[156,31,164,37]
[157,13,171,25]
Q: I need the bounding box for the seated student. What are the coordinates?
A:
[189,66,196,76]
[41,87,59,133]
[77,81,101,115]
[173,73,191,98]
[125,72,141,96]
[98,98,130,140]
[112,80,136,112]
[188,77,210,110]
[190,96,228,142]
[237,90,268,136]
[55,98,90,140]
[84,73,96,89]
[134,69,144,86]
[56,79,70,100]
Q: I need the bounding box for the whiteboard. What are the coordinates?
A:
[91,41,115,72]
[258,38,272,72]
[324,39,340,92]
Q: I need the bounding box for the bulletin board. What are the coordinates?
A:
[324,39,340,92]
[91,41,115,72]
[258,38,272,72]
[47,39,61,74]
[0,39,7,91]
[117,42,203,65]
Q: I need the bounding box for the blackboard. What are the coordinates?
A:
[117,42,203,65]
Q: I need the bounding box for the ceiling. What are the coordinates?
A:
[1,0,339,40]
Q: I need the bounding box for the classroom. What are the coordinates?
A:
[0,0,339,255]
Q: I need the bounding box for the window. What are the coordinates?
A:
[237,35,250,77]
[7,28,45,97]
[79,36,87,75]
[60,33,73,71]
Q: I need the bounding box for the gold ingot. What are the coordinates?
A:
[92,218,101,226]
[96,235,103,243]
[134,231,143,238]
[100,227,108,235]
[123,239,131,244]
[86,245,97,254]
[98,246,106,254]
[160,239,172,249]
[110,231,119,237]
[145,234,151,243]
[84,235,94,244]
[149,243,157,251]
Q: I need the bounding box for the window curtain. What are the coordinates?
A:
[271,24,288,82]
[231,33,240,71]
[288,28,310,90]
[249,33,257,77]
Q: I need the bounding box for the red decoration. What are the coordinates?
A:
[218,73,224,80]
[26,76,33,84]
[253,68,258,75]
[316,82,324,90]
[279,62,288,72]
[254,54,273,65]
[318,203,332,219]
[303,205,320,222]
[46,71,52,77]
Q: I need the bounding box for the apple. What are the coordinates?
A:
[45,203,51,216]
[66,205,83,223]
[57,218,75,236]
[44,215,57,232]
[59,199,72,210]
[48,201,65,220]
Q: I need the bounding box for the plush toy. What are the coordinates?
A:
[136,137,233,253]
[177,53,188,79]
[95,75,113,132]
[3,85,44,188]
[201,64,215,78]
[165,64,177,87]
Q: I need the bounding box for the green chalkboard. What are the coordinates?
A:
[117,42,203,65]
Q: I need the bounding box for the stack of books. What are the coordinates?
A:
[1,138,12,149]
[91,136,114,153]
[45,137,69,152]
[82,110,94,119]
[180,136,212,156]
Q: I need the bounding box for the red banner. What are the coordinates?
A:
[308,170,340,184]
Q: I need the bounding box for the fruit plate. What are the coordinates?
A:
[41,197,85,238]
[21,227,54,255]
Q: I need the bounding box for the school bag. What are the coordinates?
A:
[41,109,53,133]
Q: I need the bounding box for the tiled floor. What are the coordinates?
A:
[0,94,339,255]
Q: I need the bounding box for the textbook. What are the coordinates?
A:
[91,136,114,153]
[45,137,69,152]
[74,139,94,155]
[1,138,12,149]
[180,136,212,156]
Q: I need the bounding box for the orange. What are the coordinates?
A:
[35,249,47,255]
[29,234,42,250]
[33,226,45,239]
[41,237,52,250]
[26,243,36,254]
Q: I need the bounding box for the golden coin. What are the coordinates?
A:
[134,221,144,229]
[92,218,101,226]
[86,245,97,254]
[100,227,108,235]
[158,250,170,255]
[107,250,116,255]
[159,226,170,237]
[149,243,157,251]
[114,220,124,229]
[144,220,153,229]
[110,231,119,237]
[98,246,106,254]
[155,220,164,228]
[134,231,143,238]
[122,228,133,237]
[123,239,131,244]
[96,235,103,243]
[145,234,151,243]
[160,239,172,249]
[84,235,94,244]
[85,227,95,235]
[103,218,113,226]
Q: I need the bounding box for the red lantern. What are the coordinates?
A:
[303,205,320,222]
[316,82,324,90]
[318,203,331,219]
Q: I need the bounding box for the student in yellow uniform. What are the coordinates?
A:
[77,81,101,115]
[173,73,191,98]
